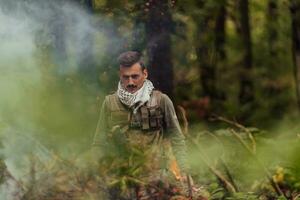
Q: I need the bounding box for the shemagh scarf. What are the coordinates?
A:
[117,79,154,114]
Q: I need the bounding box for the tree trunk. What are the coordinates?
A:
[196,21,217,99]
[145,0,174,99]
[265,0,285,118]
[194,1,216,100]
[214,0,227,102]
[237,0,254,104]
[267,0,278,59]
[129,2,146,52]
[215,1,227,61]
[290,0,300,110]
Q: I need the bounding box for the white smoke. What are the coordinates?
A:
[0,0,118,198]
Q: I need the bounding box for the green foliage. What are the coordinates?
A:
[187,120,300,199]
[1,0,300,199]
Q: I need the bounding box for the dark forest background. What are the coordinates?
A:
[0,0,300,199]
[53,0,300,123]
[1,0,300,150]
[36,0,300,129]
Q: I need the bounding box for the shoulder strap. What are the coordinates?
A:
[148,90,162,107]
[145,90,164,130]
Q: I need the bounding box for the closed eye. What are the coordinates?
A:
[131,75,139,79]
[122,74,140,80]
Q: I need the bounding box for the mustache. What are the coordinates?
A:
[126,84,137,89]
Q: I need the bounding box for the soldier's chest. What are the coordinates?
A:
[109,105,164,132]
[110,107,164,150]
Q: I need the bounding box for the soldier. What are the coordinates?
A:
[92,51,190,199]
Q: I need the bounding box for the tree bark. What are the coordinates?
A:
[290,0,300,110]
[214,0,227,102]
[215,1,227,61]
[267,0,278,59]
[130,2,147,52]
[145,0,174,99]
[195,22,217,99]
[265,0,285,118]
[194,1,227,101]
[237,0,254,105]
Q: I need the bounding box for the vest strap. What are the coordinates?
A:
[141,106,150,130]
[107,90,163,131]
[148,90,162,107]
[149,108,157,128]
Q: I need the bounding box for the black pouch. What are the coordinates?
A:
[149,106,163,130]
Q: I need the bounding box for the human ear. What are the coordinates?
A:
[143,69,148,79]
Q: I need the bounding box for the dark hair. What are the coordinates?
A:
[117,51,146,70]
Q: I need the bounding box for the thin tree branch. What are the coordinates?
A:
[229,129,285,197]
[210,115,256,153]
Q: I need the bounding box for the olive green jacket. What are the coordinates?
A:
[92,90,188,174]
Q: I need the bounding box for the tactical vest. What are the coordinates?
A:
[104,90,183,181]
[106,90,164,132]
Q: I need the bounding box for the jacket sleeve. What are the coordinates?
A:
[160,94,189,173]
[92,97,109,159]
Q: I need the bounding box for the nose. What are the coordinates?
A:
[128,77,134,85]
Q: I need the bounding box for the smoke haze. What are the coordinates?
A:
[0,1,125,195]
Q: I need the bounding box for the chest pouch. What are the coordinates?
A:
[141,107,150,130]
[137,106,163,131]
[130,111,142,129]
[149,106,163,129]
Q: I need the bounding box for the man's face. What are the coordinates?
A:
[119,62,148,93]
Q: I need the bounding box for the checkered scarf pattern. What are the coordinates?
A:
[117,79,154,113]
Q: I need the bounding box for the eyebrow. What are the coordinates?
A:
[122,74,140,78]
